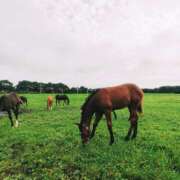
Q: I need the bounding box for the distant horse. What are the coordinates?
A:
[20,96,28,106]
[0,92,22,127]
[76,83,144,145]
[47,96,53,111]
[55,95,70,106]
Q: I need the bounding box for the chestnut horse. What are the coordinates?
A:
[0,92,22,127]
[76,83,144,145]
[47,96,53,111]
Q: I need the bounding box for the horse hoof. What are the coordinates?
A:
[14,121,19,128]
[124,136,130,141]
[109,141,114,145]
[131,136,137,140]
[90,135,94,139]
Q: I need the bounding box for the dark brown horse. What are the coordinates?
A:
[55,95,70,106]
[76,83,144,145]
[0,93,22,127]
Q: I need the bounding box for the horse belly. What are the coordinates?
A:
[112,103,128,110]
[111,96,130,110]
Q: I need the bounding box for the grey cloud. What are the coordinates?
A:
[0,0,180,88]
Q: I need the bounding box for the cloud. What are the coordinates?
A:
[0,0,180,88]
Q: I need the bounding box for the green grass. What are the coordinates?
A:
[0,93,179,179]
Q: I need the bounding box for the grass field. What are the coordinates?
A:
[0,93,180,179]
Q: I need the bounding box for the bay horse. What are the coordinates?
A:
[20,96,28,106]
[0,92,22,127]
[47,96,53,111]
[55,95,70,106]
[76,83,144,145]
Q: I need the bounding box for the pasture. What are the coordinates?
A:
[0,93,179,179]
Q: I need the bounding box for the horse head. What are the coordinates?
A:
[75,122,90,144]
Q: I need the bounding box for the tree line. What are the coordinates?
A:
[0,80,92,93]
[143,86,180,93]
[0,80,180,94]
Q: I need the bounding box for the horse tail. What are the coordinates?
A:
[137,104,143,114]
[55,95,59,105]
[137,97,143,115]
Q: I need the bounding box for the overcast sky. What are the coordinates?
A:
[0,0,180,88]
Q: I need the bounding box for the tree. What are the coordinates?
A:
[79,86,88,93]
[0,80,14,92]
[53,83,69,93]
[16,80,33,92]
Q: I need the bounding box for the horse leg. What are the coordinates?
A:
[125,125,133,141]
[125,110,138,141]
[131,111,138,139]
[105,110,114,145]
[7,110,14,127]
[56,99,58,106]
[90,112,103,139]
[113,111,117,120]
[67,99,70,105]
[125,108,133,141]
[13,106,19,127]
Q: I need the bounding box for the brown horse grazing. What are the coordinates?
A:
[76,83,144,145]
[0,93,22,127]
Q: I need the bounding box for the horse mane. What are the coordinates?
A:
[81,89,99,111]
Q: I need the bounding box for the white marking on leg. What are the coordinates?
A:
[15,120,19,127]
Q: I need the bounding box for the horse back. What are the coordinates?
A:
[93,84,143,110]
[8,93,22,105]
[56,94,68,100]
[0,93,21,111]
[47,96,53,102]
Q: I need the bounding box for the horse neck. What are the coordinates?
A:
[80,106,94,127]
